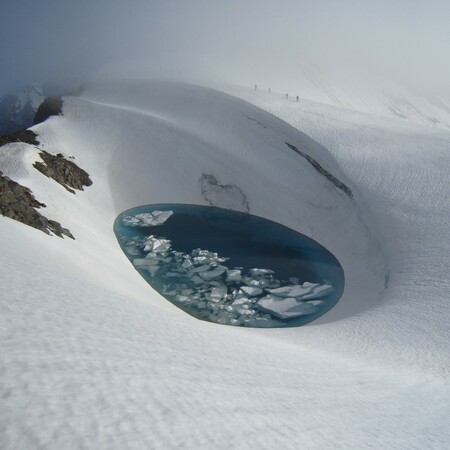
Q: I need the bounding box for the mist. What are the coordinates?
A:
[1,0,449,96]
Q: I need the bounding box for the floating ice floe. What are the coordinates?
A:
[210,285,227,300]
[124,233,335,327]
[143,235,171,253]
[241,286,264,296]
[226,269,242,282]
[267,282,334,300]
[257,295,319,319]
[122,210,174,227]
[199,266,227,281]
[300,284,335,300]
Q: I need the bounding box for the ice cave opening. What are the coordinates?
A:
[114,204,344,328]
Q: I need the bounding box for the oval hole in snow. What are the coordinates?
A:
[114,204,344,328]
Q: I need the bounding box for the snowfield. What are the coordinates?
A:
[1,79,449,449]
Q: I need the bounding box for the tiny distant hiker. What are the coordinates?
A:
[255,84,257,91]
[285,93,288,99]
[296,96,299,102]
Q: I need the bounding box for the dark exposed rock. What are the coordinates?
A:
[242,113,268,129]
[285,142,353,198]
[0,171,74,239]
[34,96,63,125]
[33,151,92,194]
[0,129,39,147]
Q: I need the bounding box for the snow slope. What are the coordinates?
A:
[1,80,449,449]
[238,66,450,131]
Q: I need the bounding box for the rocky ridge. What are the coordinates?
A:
[34,150,92,194]
[34,96,63,125]
[0,96,92,237]
[0,171,74,238]
[0,129,39,147]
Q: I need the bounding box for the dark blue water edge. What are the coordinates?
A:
[114,204,345,328]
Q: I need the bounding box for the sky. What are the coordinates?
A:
[1,0,449,95]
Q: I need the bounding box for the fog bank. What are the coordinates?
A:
[1,0,449,96]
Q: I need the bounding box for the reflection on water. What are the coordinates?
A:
[114,204,344,328]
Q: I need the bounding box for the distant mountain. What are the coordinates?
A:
[0,76,83,136]
[0,85,44,136]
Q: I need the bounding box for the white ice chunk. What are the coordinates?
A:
[181,288,194,295]
[267,283,319,298]
[300,284,335,300]
[191,264,211,273]
[241,286,264,297]
[237,308,257,316]
[133,258,151,267]
[232,297,252,306]
[147,266,159,277]
[245,318,285,328]
[122,210,173,227]
[199,267,226,281]
[164,272,182,278]
[307,300,325,306]
[143,236,171,253]
[257,295,318,319]
[211,285,227,300]
[190,275,204,285]
[133,258,159,267]
[243,277,271,288]
[181,258,193,269]
[226,269,242,282]
[193,256,210,265]
[249,268,274,276]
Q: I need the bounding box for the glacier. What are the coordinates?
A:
[1,79,449,449]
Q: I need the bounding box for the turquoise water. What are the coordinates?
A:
[114,204,344,328]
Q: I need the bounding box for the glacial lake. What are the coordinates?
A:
[114,204,344,328]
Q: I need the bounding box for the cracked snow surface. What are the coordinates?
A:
[199,173,250,213]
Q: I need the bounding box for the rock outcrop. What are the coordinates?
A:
[0,86,91,238]
[0,171,74,239]
[34,96,63,125]
[285,142,353,198]
[33,151,92,194]
[0,129,39,147]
